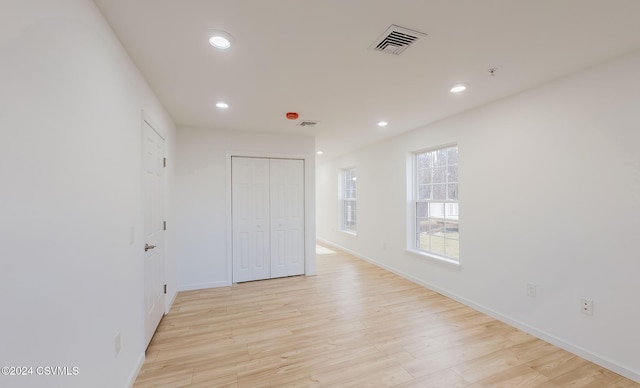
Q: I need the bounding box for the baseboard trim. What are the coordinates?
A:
[127,353,145,388]
[316,238,640,383]
[165,288,178,314]
[177,280,230,292]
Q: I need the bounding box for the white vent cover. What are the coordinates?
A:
[369,24,427,55]
[297,120,319,128]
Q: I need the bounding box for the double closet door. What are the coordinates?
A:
[232,157,305,282]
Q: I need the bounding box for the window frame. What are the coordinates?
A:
[407,144,460,267]
[339,167,357,235]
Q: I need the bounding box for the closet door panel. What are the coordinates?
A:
[232,157,271,282]
[270,159,305,278]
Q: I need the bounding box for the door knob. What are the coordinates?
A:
[145,243,156,251]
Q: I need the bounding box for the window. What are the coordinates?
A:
[414,145,459,261]
[341,167,357,233]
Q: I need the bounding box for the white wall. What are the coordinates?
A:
[0,1,177,387]
[317,50,640,381]
[175,127,316,290]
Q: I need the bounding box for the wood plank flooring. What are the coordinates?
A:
[134,244,639,387]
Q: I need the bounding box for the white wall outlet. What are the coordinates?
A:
[580,298,594,315]
[527,283,537,298]
[114,333,121,356]
[129,227,135,245]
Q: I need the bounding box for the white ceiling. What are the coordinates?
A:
[94,0,640,157]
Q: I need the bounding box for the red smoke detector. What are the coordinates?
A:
[286,112,299,120]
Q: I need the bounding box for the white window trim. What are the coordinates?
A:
[338,229,358,238]
[407,144,460,267]
[405,248,461,269]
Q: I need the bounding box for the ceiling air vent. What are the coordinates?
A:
[369,24,427,55]
[297,120,319,128]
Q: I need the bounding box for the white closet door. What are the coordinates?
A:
[232,157,271,282]
[270,159,305,278]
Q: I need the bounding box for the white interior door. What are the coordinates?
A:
[232,157,271,282]
[270,159,305,278]
[142,120,165,348]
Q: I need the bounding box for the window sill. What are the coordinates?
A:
[405,249,461,270]
[338,230,358,238]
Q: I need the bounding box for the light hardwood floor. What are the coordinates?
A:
[134,245,639,387]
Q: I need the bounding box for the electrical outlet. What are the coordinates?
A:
[114,333,121,356]
[527,283,537,298]
[580,298,594,315]
[129,227,135,245]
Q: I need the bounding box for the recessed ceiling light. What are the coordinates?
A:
[450,83,467,93]
[377,121,388,127]
[316,150,324,155]
[209,31,232,49]
[216,102,229,109]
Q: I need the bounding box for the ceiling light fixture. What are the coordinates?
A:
[316,150,324,155]
[216,102,229,109]
[377,121,388,127]
[450,83,468,93]
[208,31,232,49]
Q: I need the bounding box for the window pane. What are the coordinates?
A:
[435,149,448,166]
[433,184,446,200]
[416,202,429,219]
[418,184,431,200]
[427,219,443,235]
[418,168,432,184]
[428,202,444,219]
[447,146,459,165]
[444,222,459,238]
[418,231,429,251]
[432,167,446,184]
[424,218,443,235]
[443,221,459,259]
[417,152,433,169]
[428,234,446,256]
[344,200,356,231]
[416,205,427,243]
[447,166,458,182]
[447,183,458,201]
[445,203,459,220]
[344,169,356,193]
[444,238,459,259]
